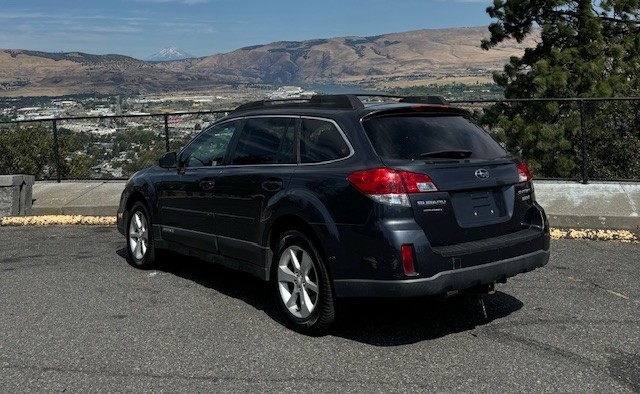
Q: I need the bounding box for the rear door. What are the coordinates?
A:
[363,113,535,246]
[213,116,297,262]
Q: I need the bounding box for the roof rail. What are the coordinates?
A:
[309,94,364,109]
[231,94,364,113]
[327,93,450,105]
[230,94,451,114]
[399,96,449,105]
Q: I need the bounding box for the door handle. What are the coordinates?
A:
[261,179,283,192]
[199,180,216,191]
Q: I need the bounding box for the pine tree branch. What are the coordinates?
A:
[549,8,640,25]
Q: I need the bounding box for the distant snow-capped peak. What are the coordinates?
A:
[146,46,194,62]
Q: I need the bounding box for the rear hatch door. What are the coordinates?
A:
[363,111,535,246]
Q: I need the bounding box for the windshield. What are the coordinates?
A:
[363,115,508,160]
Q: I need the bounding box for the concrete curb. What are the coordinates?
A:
[534,181,640,231]
[30,180,123,217]
[6,179,639,233]
[545,214,639,231]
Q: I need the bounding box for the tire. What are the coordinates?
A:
[271,230,336,335]
[126,201,157,269]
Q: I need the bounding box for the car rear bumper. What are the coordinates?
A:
[333,249,549,298]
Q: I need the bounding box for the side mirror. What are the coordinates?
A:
[158,152,177,168]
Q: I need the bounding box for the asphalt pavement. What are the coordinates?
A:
[1,226,638,392]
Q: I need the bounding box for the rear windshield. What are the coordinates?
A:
[362,115,508,160]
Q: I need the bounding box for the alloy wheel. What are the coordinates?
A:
[129,210,149,261]
[276,245,320,319]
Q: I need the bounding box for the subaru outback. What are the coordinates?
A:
[117,94,550,334]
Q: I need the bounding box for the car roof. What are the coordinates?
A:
[225,94,470,119]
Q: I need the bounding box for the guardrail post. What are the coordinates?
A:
[52,119,62,183]
[163,114,170,152]
[579,100,588,184]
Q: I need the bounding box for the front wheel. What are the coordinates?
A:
[272,230,336,335]
[126,201,157,269]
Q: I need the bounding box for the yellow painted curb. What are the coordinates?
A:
[0,215,116,226]
[550,228,639,243]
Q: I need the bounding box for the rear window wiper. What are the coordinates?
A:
[420,150,472,159]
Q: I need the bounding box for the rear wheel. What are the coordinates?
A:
[272,230,336,335]
[126,201,156,269]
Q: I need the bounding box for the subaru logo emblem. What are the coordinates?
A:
[475,169,490,180]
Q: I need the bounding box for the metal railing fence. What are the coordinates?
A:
[0,110,229,181]
[453,97,640,183]
[2,98,640,183]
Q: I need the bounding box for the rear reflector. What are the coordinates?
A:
[347,168,438,207]
[401,244,418,276]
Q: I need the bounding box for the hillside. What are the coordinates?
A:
[0,27,537,96]
[160,27,537,86]
[0,50,218,96]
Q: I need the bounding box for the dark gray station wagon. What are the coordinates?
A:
[117,94,550,334]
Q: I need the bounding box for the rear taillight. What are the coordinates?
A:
[400,170,438,193]
[518,162,532,183]
[347,168,438,207]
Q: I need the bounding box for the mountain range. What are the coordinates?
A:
[0,27,537,97]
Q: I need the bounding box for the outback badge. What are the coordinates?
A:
[475,168,490,180]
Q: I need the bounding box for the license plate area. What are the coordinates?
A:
[451,190,508,227]
[471,192,494,216]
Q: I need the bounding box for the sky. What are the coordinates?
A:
[0,0,494,60]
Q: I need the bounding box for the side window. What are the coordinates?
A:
[180,120,238,168]
[300,119,350,163]
[231,117,296,165]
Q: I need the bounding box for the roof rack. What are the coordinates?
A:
[398,96,449,105]
[230,94,450,113]
[231,95,364,113]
